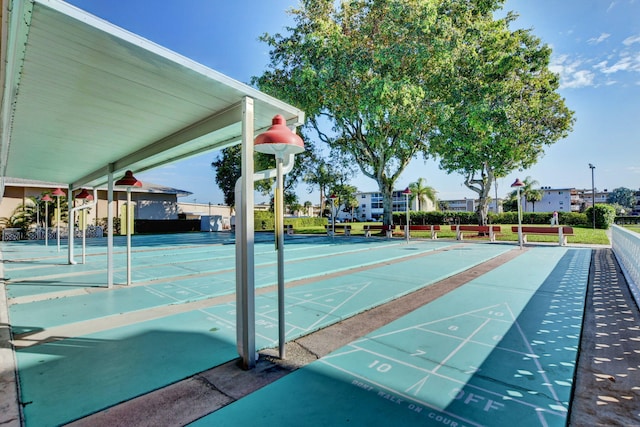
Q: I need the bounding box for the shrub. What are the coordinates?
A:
[255,211,275,230]
[256,212,327,231]
[392,211,478,225]
[585,204,616,229]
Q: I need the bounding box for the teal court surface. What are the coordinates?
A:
[1,233,592,426]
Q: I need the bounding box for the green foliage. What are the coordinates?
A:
[0,205,32,235]
[606,187,636,210]
[408,178,437,211]
[489,211,588,226]
[585,204,617,229]
[254,211,327,231]
[303,152,357,217]
[393,210,478,225]
[254,0,512,225]
[255,210,275,230]
[429,13,574,225]
[211,145,277,207]
[286,216,327,228]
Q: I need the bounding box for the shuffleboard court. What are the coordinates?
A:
[13,240,512,426]
[192,247,591,426]
[8,239,457,333]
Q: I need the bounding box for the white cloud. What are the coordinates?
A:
[588,33,611,44]
[550,55,596,89]
[595,53,640,74]
[623,34,640,46]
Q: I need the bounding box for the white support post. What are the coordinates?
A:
[107,169,114,288]
[126,187,132,285]
[68,185,75,264]
[236,97,256,370]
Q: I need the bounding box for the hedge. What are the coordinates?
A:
[255,211,327,230]
[392,210,590,226]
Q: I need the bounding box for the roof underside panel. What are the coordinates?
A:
[2,0,303,188]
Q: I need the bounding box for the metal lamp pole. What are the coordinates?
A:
[254,114,305,360]
[403,187,411,243]
[329,194,338,236]
[41,194,52,246]
[589,163,596,229]
[115,170,142,285]
[52,188,65,252]
[511,178,524,249]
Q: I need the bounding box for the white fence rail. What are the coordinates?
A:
[612,225,640,307]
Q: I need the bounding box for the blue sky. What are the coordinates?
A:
[65,0,640,205]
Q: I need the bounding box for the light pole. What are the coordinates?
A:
[329,194,338,236]
[403,187,411,243]
[41,194,52,246]
[589,163,596,229]
[254,114,305,360]
[511,178,524,249]
[75,188,93,264]
[52,188,65,252]
[115,170,142,285]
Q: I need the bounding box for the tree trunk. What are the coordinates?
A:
[380,180,395,226]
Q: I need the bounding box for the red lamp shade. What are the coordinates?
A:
[403,187,411,195]
[511,178,524,188]
[52,188,66,197]
[254,115,304,157]
[75,188,92,199]
[115,170,142,187]
[41,194,53,202]
[329,194,338,201]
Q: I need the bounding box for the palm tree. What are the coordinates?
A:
[408,178,437,211]
[522,176,543,212]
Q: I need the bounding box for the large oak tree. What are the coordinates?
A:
[429,13,574,225]
[254,0,501,225]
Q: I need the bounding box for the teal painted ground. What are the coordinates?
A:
[3,234,592,427]
[10,236,512,427]
[193,247,591,427]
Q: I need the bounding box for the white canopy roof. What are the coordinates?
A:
[0,0,304,191]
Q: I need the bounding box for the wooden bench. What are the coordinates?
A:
[511,226,574,246]
[407,225,441,239]
[451,225,501,242]
[363,224,395,238]
[326,224,352,236]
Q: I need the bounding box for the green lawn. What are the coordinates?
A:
[623,225,640,234]
[293,222,611,245]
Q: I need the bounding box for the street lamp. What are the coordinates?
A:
[75,188,93,264]
[589,163,596,229]
[255,114,304,360]
[52,188,66,252]
[511,178,525,249]
[403,187,411,243]
[115,170,142,285]
[41,194,53,247]
[329,194,338,236]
